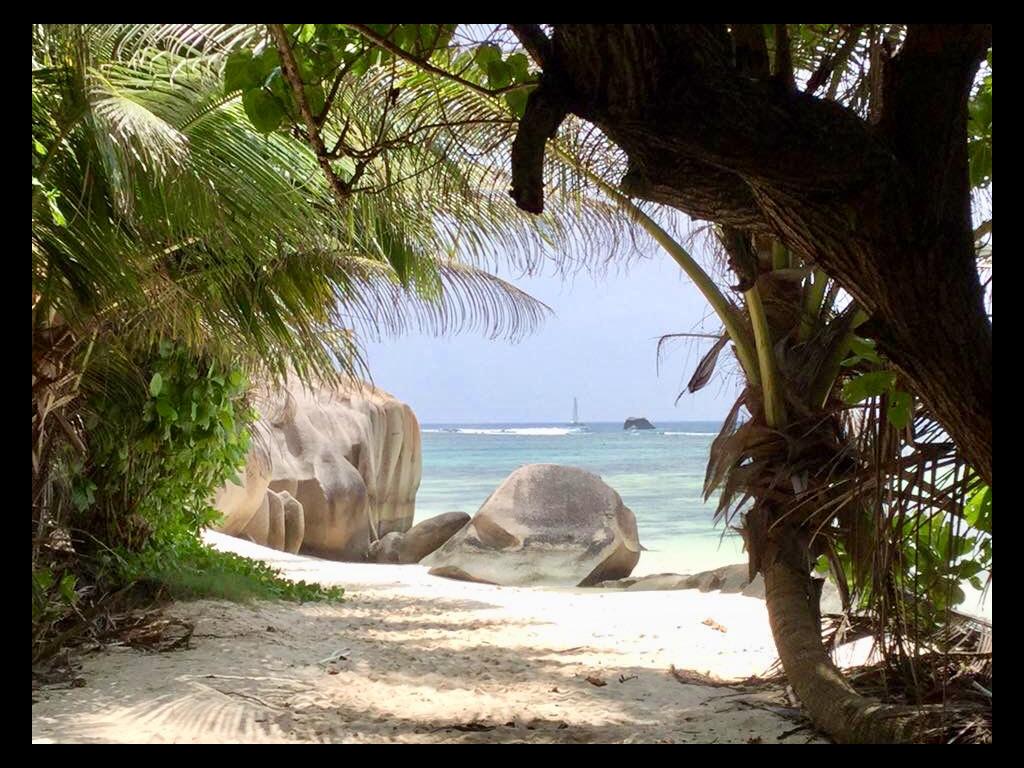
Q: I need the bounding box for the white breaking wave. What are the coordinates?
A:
[663,431,716,436]
[423,427,583,436]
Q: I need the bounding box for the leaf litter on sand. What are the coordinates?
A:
[33,603,193,695]
[702,618,728,633]
[669,665,820,741]
[842,652,992,744]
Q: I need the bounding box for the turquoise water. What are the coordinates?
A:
[413,421,747,575]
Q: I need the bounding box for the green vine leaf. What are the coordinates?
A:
[224,50,262,94]
[841,370,896,404]
[242,89,285,133]
[886,390,912,429]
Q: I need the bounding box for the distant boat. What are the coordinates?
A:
[569,397,588,431]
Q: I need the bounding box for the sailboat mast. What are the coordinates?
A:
[572,397,578,424]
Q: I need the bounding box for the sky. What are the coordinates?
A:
[362,240,744,425]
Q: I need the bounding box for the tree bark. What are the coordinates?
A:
[510,24,992,485]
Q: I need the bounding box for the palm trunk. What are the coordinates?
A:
[762,530,949,743]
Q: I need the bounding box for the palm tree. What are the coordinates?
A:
[551,117,989,743]
[31,23,631,557]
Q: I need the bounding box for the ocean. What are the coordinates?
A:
[413,421,747,576]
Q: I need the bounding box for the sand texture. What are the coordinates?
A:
[32,532,830,744]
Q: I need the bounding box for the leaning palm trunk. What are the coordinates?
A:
[598,191,980,741]
[716,234,982,742]
[760,530,948,743]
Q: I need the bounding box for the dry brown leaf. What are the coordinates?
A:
[702,618,728,633]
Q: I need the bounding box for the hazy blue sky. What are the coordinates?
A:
[363,245,743,424]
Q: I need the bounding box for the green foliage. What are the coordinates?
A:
[840,337,913,429]
[226,24,459,134]
[506,53,531,84]
[886,390,913,430]
[841,336,883,367]
[70,342,253,552]
[226,48,289,133]
[967,50,992,189]
[48,340,344,610]
[473,43,502,71]
[242,87,285,133]
[821,526,981,633]
[32,566,79,631]
[817,478,992,636]
[965,483,991,534]
[33,176,67,227]
[841,370,896,403]
[113,533,344,603]
[226,25,538,134]
[504,89,530,119]
[32,28,549,389]
[468,42,537,118]
[223,49,267,94]
[469,43,536,96]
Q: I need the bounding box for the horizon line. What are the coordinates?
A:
[419,418,725,425]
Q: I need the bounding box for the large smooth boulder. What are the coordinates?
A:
[212,377,421,560]
[623,417,655,430]
[398,511,471,564]
[422,464,641,587]
[212,441,272,537]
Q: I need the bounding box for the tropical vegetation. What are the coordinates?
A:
[31,23,991,744]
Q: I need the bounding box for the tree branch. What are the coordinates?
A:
[316,59,354,126]
[620,157,769,234]
[509,24,553,69]
[347,23,533,98]
[268,23,351,210]
[773,24,795,91]
[805,25,863,96]
[509,80,569,213]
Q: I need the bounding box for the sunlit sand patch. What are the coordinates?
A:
[32,532,829,743]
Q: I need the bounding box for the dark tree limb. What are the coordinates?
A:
[805,25,863,96]
[620,157,768,234]
[509,79,569,213]
[509,24,553,69]
[507,23,992,485]
[773,24,795,91]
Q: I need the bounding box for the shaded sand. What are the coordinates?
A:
[32,532,831,744]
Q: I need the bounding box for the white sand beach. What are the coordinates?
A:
[32,531,842,744]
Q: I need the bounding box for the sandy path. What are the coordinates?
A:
[32,533,828,743]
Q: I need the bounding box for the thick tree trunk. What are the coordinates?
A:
[510,24,992,484]
[760,527,949,743]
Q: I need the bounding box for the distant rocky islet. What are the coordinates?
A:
[623,416,656,430]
